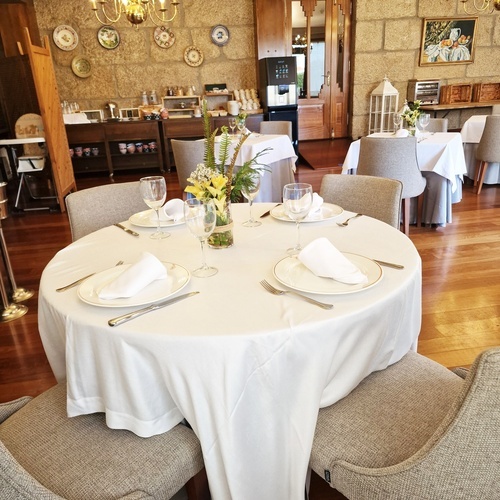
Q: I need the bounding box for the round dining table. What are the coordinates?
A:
[38,202,422,500]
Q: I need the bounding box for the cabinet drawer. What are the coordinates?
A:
[66,123,106,143]
[104,121,160,140]
[162,118,204,138]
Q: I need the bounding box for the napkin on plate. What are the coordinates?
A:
[98,252,168,299]
[308,193,324,215]
[149,198,184,223]
[298,237,368,285]
[395,129,409,138]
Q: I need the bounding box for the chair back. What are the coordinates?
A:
[476,115,500,163]
[357,136,426,199]
[320,174,402,229]
[491,104,500,115]
[65,181,146,241]
[171,139,205,192]
[426,118,448,132]
[259,121,293,141]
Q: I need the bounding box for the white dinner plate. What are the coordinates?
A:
[78,262,190,307]
[273,253,383,295]
[271,203,343,222]
[129,209,185,228]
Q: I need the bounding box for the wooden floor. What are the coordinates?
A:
[0,138,498,500]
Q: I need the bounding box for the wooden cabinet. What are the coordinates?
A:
[66,121,164,178]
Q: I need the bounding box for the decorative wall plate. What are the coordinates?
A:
[211,25,230,46]
[71,56,92,78]
[97,25,120,50]
[53,25,79,51]
[154,26,175,49]
[183,46,204,67]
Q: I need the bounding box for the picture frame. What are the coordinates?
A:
[419,17,477,66]
[81,109,104,123]
[119,108,140,120]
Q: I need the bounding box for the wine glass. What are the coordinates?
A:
[241,172,262,227]
[393,113,402,132]
[418,113,430,134]
[183,199,218,278]
[236,117,246,138]
[140,176,169,239]
[282,183,313,256]
[228,117,237,137]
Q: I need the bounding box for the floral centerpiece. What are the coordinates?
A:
[401,100,422,134]
[185,101,269,248]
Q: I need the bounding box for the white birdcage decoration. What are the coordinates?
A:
[368,76,399,134]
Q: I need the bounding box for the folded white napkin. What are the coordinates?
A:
[98,252,168,300]
[298,238,368,285]
[395,129,409,138]
[308,193,324,215]
[149,198,184,223]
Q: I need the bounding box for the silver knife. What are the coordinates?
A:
[373,259,405,270]
[114,223,139,237]
[260,204,279,218]
[108,291,200,327]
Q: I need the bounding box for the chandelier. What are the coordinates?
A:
[461,0,500,14]
[90,0,180,28]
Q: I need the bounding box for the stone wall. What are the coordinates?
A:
[351,0,500,138]
[33,0,257,115]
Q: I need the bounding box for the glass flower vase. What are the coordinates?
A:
[208,201,234,249]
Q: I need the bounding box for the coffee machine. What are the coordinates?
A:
[258,57,298,151]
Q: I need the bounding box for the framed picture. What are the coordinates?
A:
[419,17,477,66]
[81,109,104,122]
[119,108,140,120]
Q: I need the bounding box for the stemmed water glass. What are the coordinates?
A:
[183,199,218,278]
[140,176,169,239]
[241,172,261,227]
[236,117,246,138]
[283,183,313,256]
[418,113,430,134]
[228,117,237,137]
[393,113,402,132]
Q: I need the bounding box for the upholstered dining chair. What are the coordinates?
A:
[259,120,293,142]
[65,181,146,241]
[356,136,426,236]
[491,104,500,114]
[319,174,402,229]
[425,117,448,132]
[473,114,500,195]
[0,383,209,500]
[310,347,500,500]
[171,139,205,193]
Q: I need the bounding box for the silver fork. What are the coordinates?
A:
[56,260,124,292]
[336,213,362,227]
[260,280,333,310]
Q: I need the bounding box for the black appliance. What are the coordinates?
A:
[258,57,298,151]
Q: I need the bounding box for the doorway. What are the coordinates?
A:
[292,0,351,140]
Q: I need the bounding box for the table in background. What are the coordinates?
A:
[342,132,467,226]
[215,133,297,202]
[460,115,500,185]
[38,204,421,500]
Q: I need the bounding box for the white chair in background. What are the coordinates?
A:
[171,139,205,193]
[356,136,426,236]
[474,115,500,194]
[426,118,448,132]
[319,174,403,229]
[259,121,293,142]
[65,181,146,240]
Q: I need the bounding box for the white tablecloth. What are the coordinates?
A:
[342,132,468,226]
[38,204,421,500]
[460,115,500,185]
[215,133,297,202]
